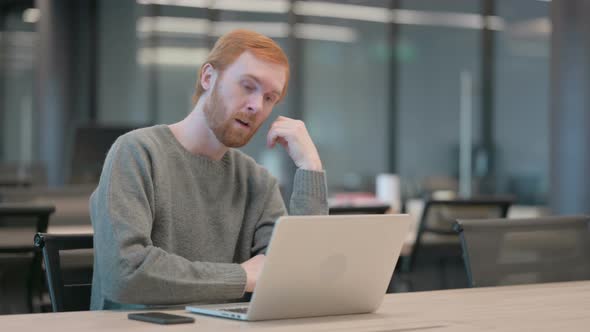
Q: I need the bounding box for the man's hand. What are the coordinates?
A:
[266,116,323,171]
[240,254,266,293]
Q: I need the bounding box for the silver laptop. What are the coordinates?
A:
[186,214,411,321]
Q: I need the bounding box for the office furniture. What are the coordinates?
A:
[0,184,95,227]
[401,198,512,290]
[0,163,46,188]
[329,204,390,215]
[0,281,588,331]
[454,215,590,287]
[33,233,94,312]
[0,203,55,313]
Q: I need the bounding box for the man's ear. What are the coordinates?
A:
[200,63,217,92]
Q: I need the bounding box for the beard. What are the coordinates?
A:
[203,81,260,148]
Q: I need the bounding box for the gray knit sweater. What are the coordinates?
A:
[89,125,328,310]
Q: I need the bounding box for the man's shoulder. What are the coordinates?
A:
[117,125,167,148]
[105,125,169,164]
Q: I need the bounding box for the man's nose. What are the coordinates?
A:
[247,94,264,113]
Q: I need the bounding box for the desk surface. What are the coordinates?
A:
[2,281,589,331]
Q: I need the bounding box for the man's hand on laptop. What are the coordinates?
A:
[267,116,323,171]
[241,254,266,293]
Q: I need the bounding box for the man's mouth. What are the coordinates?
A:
[235,119,250,128]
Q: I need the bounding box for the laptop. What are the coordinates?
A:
[186,214,411,321]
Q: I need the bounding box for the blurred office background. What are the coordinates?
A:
[2,0,590,314]
[0,0,555,203]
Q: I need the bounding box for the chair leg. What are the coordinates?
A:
[27,253,43,313]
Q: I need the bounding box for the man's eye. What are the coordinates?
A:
[243,83,255,92]
[265,96,276,103]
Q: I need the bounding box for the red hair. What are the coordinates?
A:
[192,29,290,106]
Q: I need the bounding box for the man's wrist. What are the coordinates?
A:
[299,159,323,171]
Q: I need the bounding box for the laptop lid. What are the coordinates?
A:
[243,214,411,321]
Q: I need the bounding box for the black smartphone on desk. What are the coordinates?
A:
[128,312,195,325]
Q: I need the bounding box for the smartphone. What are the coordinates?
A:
[128,312,195,325]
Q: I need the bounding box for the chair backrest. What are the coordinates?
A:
[407,199,512,271]
[34,233,94,312]
[0,204,55,313]
[329,205,390,215]
[454,215,590,287]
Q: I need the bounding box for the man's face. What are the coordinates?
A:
[203,51,287,148]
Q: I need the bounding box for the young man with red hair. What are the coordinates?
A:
[89,30,328,310]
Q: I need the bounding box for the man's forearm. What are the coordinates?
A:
[289,168,328,215]
[98,244,247,305]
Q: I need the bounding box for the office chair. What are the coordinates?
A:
[34,233,94,312]
[454,215,590,287]
[0,203,55,313]
[402,198,512,290]
[329,204,390,215]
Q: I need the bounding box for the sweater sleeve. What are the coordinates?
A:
[289,168,329,216]
[90,136,246,307]
[251,168,329,255]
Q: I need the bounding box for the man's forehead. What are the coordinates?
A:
[225,51,286,93]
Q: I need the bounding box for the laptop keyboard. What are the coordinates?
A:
[222,307,249,314]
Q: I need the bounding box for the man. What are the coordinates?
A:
[89,30,328,310]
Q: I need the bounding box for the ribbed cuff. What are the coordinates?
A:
[292,168,327,200]
[220,264,248,299]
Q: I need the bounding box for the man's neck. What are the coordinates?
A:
[168,102,229,161]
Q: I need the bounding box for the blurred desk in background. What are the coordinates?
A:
[0,185,95,227]
[48,225,93,234]
[0,178,32,188]
[402,198,551,256]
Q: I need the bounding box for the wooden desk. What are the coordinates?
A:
[1,281,588,331]
[47,225,93,234]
